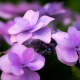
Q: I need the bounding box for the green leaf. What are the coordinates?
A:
[71,66,80,80]
[0,52,5,57]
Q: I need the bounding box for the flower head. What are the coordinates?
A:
[52,26,80,66]
[38,2,65,17]
[0,43,45,75]
[8,10,54,44]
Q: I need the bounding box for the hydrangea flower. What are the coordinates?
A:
[0,43,45,75]
[0,20,14,45]
[0,2,40,19]
[52,26,80,66]
[61,9,72,25]
[8,10,54,44]
[38,2,65,17]
[1,68,40,80]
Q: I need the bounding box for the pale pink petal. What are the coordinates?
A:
[30,22,43,32]
[23,10,36,25]
[16,32,32,44]
[0,54,11,73]
[8,24,26,34]
[22,48,35,64]
[10,65,24,75]
[38,16,54,27]
[32,27,51,43]
[8,52,21,66]
[26,53,45,71]
[10,35,17,45]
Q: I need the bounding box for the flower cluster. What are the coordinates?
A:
[1,1,80,80]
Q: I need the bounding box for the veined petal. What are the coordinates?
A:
[8,24,26,34]
[8,52,21,66]
[32,27,51,43]
[31,11,39,26]
[16,32,32,44]
[62,46,78,62]
[14,17,30,30]
[11,43,27,58]
[56,45,77,66]
[23,10,36,26]
[26,53,45,71]
[10,65,24,75]
[22,48,35,64]
[38,16,54,27]
[30,22,43,32]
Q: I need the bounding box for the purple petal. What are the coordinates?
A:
[23,10,36,25]
[56,45,77,66]
[11,43,27,58]
[0,54,11,73]
[68,26,78,41]
[26,53,45,71]
[38,16,54,27]
[30,22,43,32]
[16,32,32,44]
[52,31,68,45]
[14,17,30,30]
[32,27,51,43]
[8,24,27,34]
[8,52,21,66]
[10,65,24,75]
[1,68,40,80]
[22,48,35,64]
[62,46,78,62]
[31,11,39,26]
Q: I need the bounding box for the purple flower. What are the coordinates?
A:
[52,26,80,66]
[38,2,65,17]
[0,2,40,19]
[8,10,54,44]
[0,43,45,75]
[61,9,72,25]
[0,20,14,45]
[73,14,80,31]
[1,68,40,80]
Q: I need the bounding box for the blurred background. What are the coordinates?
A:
[0,0,80,13]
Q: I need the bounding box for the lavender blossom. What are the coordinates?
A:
[8,10,54,44]
[0,2,40,19]
[0,20,14,45]
[1,68,40,80]
[38,2,65,17]
[52,26,80,66]
[0,43,45,75]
